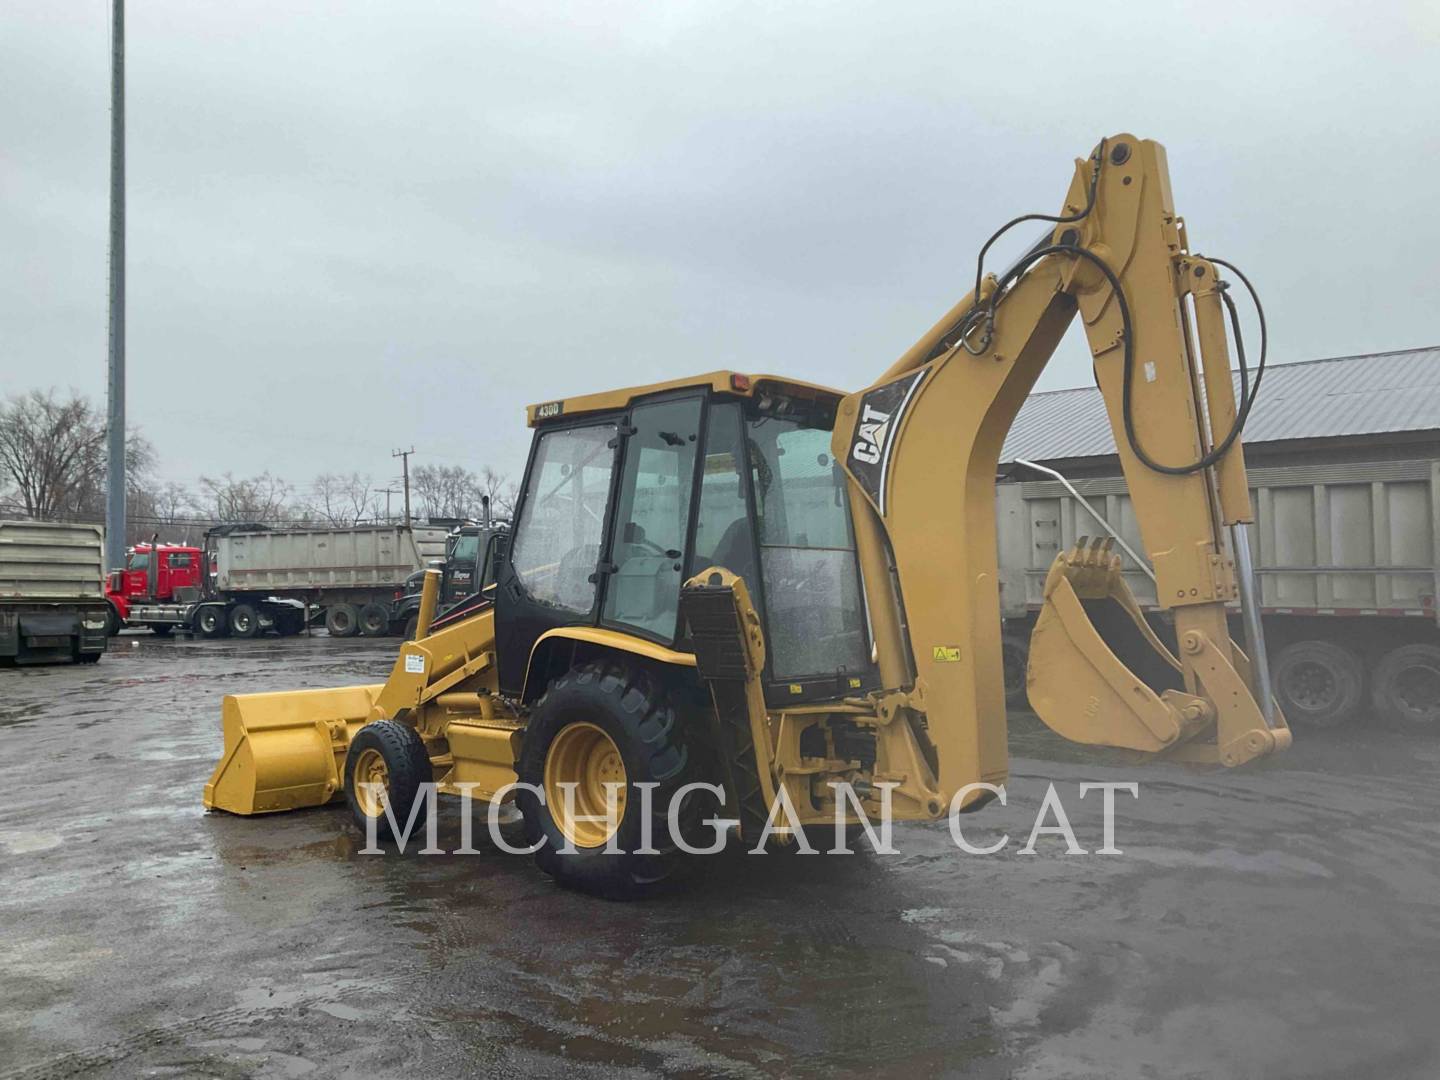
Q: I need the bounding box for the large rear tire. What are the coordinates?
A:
[195,606,228,639]
[151,623,174,637]
[517,661,698,900]
[344,720,434,842]
[1272,640,1363,728]
[326,603,360,638]
[358,603,389,637]
[229,603,260,639]
[1372,643,1440,733]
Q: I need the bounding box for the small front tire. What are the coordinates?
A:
[344,720,434,842]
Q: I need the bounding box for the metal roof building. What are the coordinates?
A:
[1000,345,1440,472]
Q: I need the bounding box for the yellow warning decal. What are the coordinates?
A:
[848,676,862,688]
[932,646,961,663]
[788,683,804,695]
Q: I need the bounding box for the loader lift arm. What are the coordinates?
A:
[831,133,1288,816]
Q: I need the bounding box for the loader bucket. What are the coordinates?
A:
[203,684,384,815]
[1027,538,1205,754]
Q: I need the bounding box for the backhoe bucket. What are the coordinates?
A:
[1027,538,1208,754]
[203,684,383,814]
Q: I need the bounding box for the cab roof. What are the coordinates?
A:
[525,370,846,427]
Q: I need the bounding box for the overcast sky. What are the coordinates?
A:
[2,1,1436,492]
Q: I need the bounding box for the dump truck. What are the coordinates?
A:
[392,522,508,638]
[0,520,108,665]
[995,355,1440,730]
[206,133,1291,898]
[108,523,446,638]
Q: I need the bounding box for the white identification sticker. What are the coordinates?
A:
[404,654,425,674]
[1143,360,1157,383]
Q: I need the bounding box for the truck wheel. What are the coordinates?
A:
[1000,633,1030,708]
[326,603,360,638]
[195,606,228,639]
[344,720,434,842]
[516,660,697,900]
[229,603,260,639]
[152,624,173,637]
[358,603,389,637]
[105,605,123,637]
[1272,640,1363,728]
[403,613,419,641]
[1372,643,1440,732]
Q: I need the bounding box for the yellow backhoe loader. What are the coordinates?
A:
[205,134,1290,897]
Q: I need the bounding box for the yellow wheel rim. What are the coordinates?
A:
[353,747,390,818]
[543,721,628,849]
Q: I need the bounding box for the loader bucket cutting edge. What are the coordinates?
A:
[203,684,384,815]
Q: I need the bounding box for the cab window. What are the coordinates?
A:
[746,414,869,680]
[510,423,617,613]
[128,552,150,571]
[602,397,702,640]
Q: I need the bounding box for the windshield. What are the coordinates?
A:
[451,533,480,562]
[745,412,869,680]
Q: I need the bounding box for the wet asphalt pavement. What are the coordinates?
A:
[2,633,1438,1079]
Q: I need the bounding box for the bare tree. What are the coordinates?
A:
[0,388,154,522]
[197,472,292,523]
[304,472,376,526]
[413,463,479,520]
[0,389,106,518]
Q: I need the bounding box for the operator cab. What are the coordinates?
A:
[494,373,877,706]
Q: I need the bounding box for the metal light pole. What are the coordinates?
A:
[105,0,126,570]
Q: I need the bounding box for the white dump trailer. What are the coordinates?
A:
[997,458,1440,730]
[0,520,108,664]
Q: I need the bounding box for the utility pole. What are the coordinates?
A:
[378,486,400,523]
[104,0,126,571]
[392,448,414,526]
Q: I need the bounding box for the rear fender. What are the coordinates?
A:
[521,627,697,703]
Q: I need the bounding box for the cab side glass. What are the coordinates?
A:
[510,423,617,613]
[602,397,702,640]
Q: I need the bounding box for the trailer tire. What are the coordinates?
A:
[326,603,360,638]
[358,603,389,637]
[517,660,697,900]
[274,609,304,636]
[229,603,260,638]
[344,720,434,843]
[1272,640,1363,728]
[195,606,228,639]
[1001,633,1030,708]
[1372,643,1440,733]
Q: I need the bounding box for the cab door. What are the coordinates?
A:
[494,419,620,691]
[599,395,704,644]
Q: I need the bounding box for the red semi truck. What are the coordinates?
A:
[105,524,445,639]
